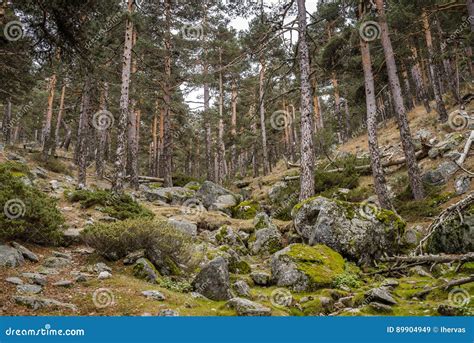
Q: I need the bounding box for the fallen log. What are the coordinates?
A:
[381,253,474,264]
[412,275,474,299]
[137,176,164,182]
[456,130,474,166]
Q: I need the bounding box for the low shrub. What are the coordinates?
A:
[68,189,153,220]
[0,162,64,245]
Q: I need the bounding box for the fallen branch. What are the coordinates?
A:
[412,275,474,299]
[456,130,474,166]
[381,253,474,264]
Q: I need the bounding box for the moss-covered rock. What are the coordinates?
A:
[292,197,406,265]
[133,258,160,283]
[271,243,345,291]
[231,200,260,219]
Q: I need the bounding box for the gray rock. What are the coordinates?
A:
[158,309,179,316]
[43,256,71,268]
[196,181,240,210]
[14,296,77,311]
[94,262,112,273]
[133,258,160,284]
[192,257,232,301]
[292,197,405,264]
[381,279,399,289]
[123,250,145,265]
[233,280,251,297]
[253,212,276,230]
[249,227,282,255]
[226,298,271,316]
[409,266,433,278]
[11,242,39,262]
[75,274,88,283]
[49,180,62,191]
[17,284,42,294]
[454,175,471,195]
[268,181,292,204]
[190,292,206,299]
[403,227,419,246]
[423,161,459,186]
[22,272,47,285]
[365,287,397,305]
[369,301,393,313]
[32,167,48,179]
[184,181,201,190]
[167,217,197,236]
[141,290,166,301]
[414,129,434,141]
[52,251,72,259]
[6,152,26,163]
[6,277,23,285]
[250,272,271,286]
[143,186,195,205]
[62,228,82,245]
[52,280,74,287]
[0,245,24,267]
[98,271,112,280]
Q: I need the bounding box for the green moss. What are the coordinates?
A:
[302,298,324,315]
[68,189,153,220]
[172,174,202,187]
[286,244,345,289]
[292,196,318,214]
[375,208,406,232]
[229,260,251,274]
[266,237,283,254]
[231,200,260,219]
[133,258,159,283]
[460,262,474,274]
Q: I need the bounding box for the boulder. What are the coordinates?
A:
[94,262,112,273]
[422,161,459,186]
[192,257,231,301]
[250,271,271,286]
[43,256,71,268]
[0,245,24,267]
[52,280,74,287]
[167,217,197,236]
[17,284,42,294]
[249,227,282,255]
[6,277,23,285]
[369,302,393,313]
[146,246,181,276]
[133,258,160,284]
[196,181,240,211]
[22,273,47,286]
[158,309,179,316]
[143,186,195,205]
[226,298,271,316]
[253,212,276,230]
[233,281,251,298]
[141,290,166,301]
[365,287,397,305]
[271,244,345,292]
[454,175,471,195]
[123,250,145,265]
[292,197,405,264]
[98,271,112,280]
[11,242,39,262]
[14,296,77,311]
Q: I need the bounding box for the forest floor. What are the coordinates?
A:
[0,101,473,317]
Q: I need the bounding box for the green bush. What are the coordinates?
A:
[0,162,64,245]
[68,189,153,220]
[81,218,197,269]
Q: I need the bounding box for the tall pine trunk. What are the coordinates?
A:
[77,77,92,187]
[217,48,226,183]
[422,10,448,122]
[42,73,57,160]
[376,0,424,200]
[51,83,66,157]
[162,0,173,187]
[230,80,238,176]
[2,99,11,145]
[409,45,431,113]
[128,30,139,190]
[96,82,108,180]
[112,0,134,193]
[360,37,392,209]
[297,0,315,201]
[259,57,270,175]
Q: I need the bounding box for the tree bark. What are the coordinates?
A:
[128,29,139,190]
[2,99,11,145]
[51,83,66,157]
[217,48,226,183]
[421,10,448,122]
[401,64,414,111]
[297,0,315,201]
[96,82,108,180]
[77,77,92,187]
[468,0,474,32]
[376,0,425,200]
[162,0,173,187]
[311,76,323,130]
[42,73,57,160]
[360,37,392,209]
[332,74,344,143]
[259,56,270,175]
[230,80,238,176]
[112,0,134,193]
[409,45,431,113]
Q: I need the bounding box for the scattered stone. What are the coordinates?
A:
[52,251,72,259]
[98,215,118,222]
[167,218,197,236]
[49,180,62,191]
[233,280,251,298]
[32,167,48,179]
[43,256,71,268]
[365,287,397,305]
[133,258,160,284]
[422,161,459,186]
[454,175,471,195]
[369,302,393,313]
[6,277,23,285]
[123,250,145,265]
[11,242,39,262]
[143,186,194,205]
[226,298,271,316]
[381,279,399,289]
[21,273,47,286]
[338,296,354,308]
[94,262,112,273]
[403,227,419,246]
[62,228,82,245]
[17,284,42,294]
[292,197,405,264]
[141,290,166,301]
[192,257,232,301]
[52,280,74,287]
[249,227,282,255]
[0,245,25,267]
[437,304,464,316]
[98,271,112,280]
[271,244,345,292]
[74,274,88,283]
[300,296,313,304]
[409,266,433,278]
[36,267,59,275]
[190,292,206,299]
[158,309,179,316]
[250,271,271,286]
[14,296,77,311]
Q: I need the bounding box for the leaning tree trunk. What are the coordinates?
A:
[112,0,134,193]
[360,38,393,210]
[51,83,66,157]
[297,0,315,201]
[96,82,109,180]
[2,99,11,145]
[376,0,424,200]
[422,10,448,122]
[409,45,431,113]
[42,73,57,160]
[162,0,173,187]
[259,56,270,175]
[77,77,92,188]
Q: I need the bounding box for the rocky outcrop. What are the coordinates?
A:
[0,245,24,267]
[196,181,240,213]
[226,298,271,316]
[192,257,231,301]
[292,197,405,264]
[271,244,345,292]
[249,213,282,255]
